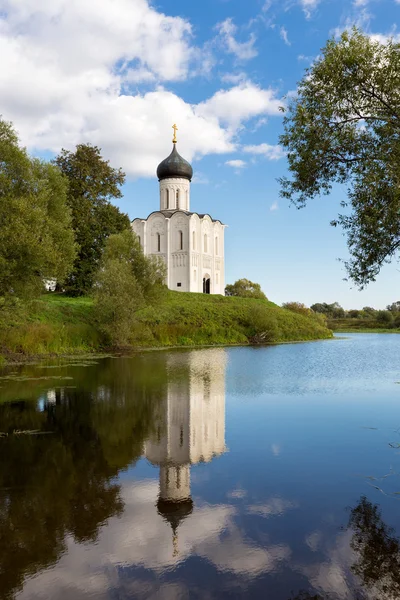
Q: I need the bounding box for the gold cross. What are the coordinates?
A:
[172,123,178,143]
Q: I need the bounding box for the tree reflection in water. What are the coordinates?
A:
[291,496,400,600]
[348,496,400,599]
[0,356,167,600]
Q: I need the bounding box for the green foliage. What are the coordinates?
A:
[0,357,164,598]
[225,278,267,299]
[279,28,400,287]
[387,301,400,312]
[0,290,332,361]
[376,310,394,324]
[93,230,166,347]
[54,144,129,295]
[282,302,327,327]
[310,302,345,318]
[0,119,76,299]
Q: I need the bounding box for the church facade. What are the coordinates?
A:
[131,127,226,295]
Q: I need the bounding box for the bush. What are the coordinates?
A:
[225,278,267,299]
[247,305,280,343]
[93,230,166,347]
[376,310,393,325]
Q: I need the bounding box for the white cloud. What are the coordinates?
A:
[192,173,210,185]
[0,1,283,179]
[370,30,400,44]
[270,201,279,211]
[197,83,282,129]
[221,72,248,84]
[280,26,291,46]
[271,443,281,455]
[225,159,246,169]
[18,480,292,598]
[247,498,296,517]
[300,0,320,18]
[215,18,258,61]
[244,143,286,160]
[262,0,273,11]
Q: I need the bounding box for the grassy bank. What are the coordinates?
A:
[328,317,400,333]
[0,292,332,361]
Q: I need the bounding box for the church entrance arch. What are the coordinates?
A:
[203,275,211,294]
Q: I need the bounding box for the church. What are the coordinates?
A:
[144,348,226,556]
[131,125,226,295]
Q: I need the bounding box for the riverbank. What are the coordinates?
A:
[0,292,332,363]
[328,317,400,333]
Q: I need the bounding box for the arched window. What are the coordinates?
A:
[192,230,195,251]
[179,230,183,250]
[138,235,141,246]
[204,234,208,253]
[176,190,180,209]
[157,233,161,252]
[166,189,169,209]
[215,236,218,255]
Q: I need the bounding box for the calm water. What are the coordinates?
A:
[1,334,400,599]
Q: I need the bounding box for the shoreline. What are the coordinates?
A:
[0,336,335,367]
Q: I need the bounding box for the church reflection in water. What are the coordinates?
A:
[144,348,227,555]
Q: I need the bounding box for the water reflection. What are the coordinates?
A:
[348,496,400,599]
[145,349,226,557]
[0,356,167,599]
[1,338,400,599]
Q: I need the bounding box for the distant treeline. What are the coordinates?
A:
[310,301,400,327]
[281,301,400,331]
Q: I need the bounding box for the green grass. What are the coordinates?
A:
[0,291,332,361]
[328,318,400,333]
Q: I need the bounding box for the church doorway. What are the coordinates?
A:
[203,276,210,294]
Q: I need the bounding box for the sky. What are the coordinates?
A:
[1,0,400,308]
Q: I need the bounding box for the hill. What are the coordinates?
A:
[0,292,332,362]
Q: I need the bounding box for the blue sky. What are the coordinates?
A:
[1,0,399,308]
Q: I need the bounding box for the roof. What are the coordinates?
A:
[132,210,225,225]
[156,144,193,181]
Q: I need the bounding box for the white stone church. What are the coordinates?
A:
[131,126,226,294]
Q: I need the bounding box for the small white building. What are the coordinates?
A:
[132,127,226,294]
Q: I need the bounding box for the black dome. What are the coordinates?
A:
[157,144,193,181]
[157,497,194,530]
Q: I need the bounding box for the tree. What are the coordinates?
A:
[225,278,267,299]
[94,230,166,346]
[310,302,344,318]
[279,28,400,288]
[376,310,393,325]
[0,119,76,299]
[387,301,400,312]
[282,302,311,316]
[54,144,130,295]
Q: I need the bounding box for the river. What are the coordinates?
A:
[1,333,400,599]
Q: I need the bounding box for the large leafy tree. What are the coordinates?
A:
[0,119,76,298]
[54,144,130,295]
[279,28,400,288]
[225,278,267,299]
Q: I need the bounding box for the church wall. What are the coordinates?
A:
[169,212,190,292]
[189,215,201,293]
[131,219,146,253]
